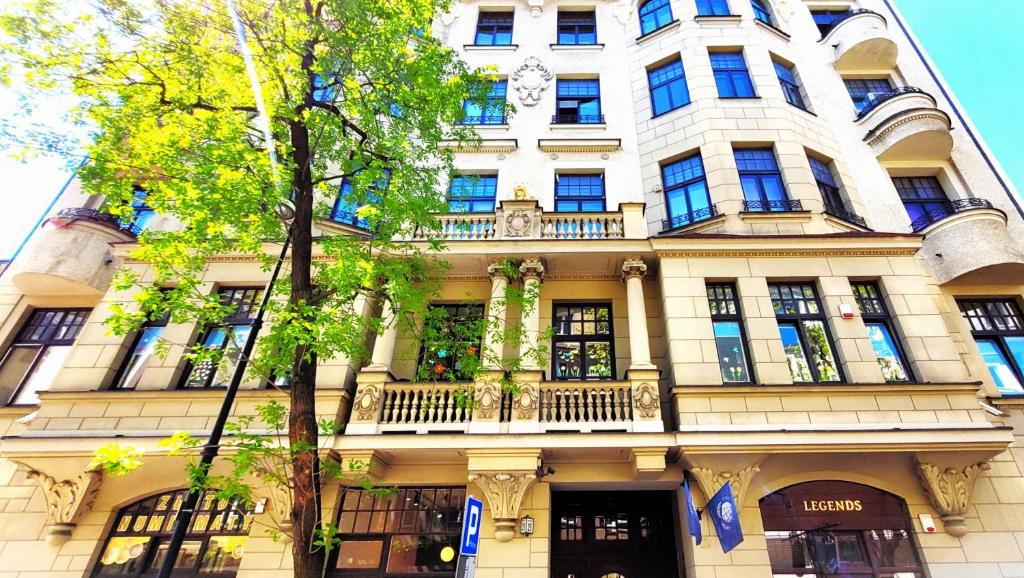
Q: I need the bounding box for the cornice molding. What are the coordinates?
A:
[655,248,919,258]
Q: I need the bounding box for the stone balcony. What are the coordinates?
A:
[9,208,138,297]
[857,87,953,161]
[823,9,898,72]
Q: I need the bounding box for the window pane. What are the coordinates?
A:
[0,346,39,404]
[1007,337,1024,385]
[714,321,751,383]
[779,323,813,382]
[386,534,457,573]
[95,537,152,575]
[802,320,841,382]
[336,539,384,569]
[10,345,70,405]
[149,539,202,571]
[866,323,909,382]
[977,339,1024,395]
[199,536,247,573]
[184,327,228,388]
[114,326,165,390]
[212,325,251,387]
[555,342,582,378]
[585,342,612,378]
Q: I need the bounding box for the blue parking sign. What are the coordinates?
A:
[460,496,483,556]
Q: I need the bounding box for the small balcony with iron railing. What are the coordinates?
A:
[821,9,897,72]
[857,87,953,161]
[823,202,868,229]
[551,114,605,125]
[742,199,804,213]
[660,205,721,233]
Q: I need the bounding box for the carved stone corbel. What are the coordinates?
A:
[691,465,760,512]
[259,483,294,543]
[22,466,102,546]
[527,0,544,17]
[917,461,990,537]
[468,471,538,542]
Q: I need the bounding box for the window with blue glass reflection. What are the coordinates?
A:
[448,175,497,213]
[661,154,711,228]
[462,80,507,125]
[750,0,774,25]
[735,149,788,210]
[710,51,755,97]
[555,79,602,124]
[181,288,262,389]
[555,174,605,212]
[557,11,596,44]
[474,11,514,45]
[773,60,806,110]
[707,284,752,383]
[114,309,169,390]
[697,0,731,16]
[959,299,1024,395]
[638,0,674,35]
[648,59,690,116]
[844,78,893,113]
[128,188,155,233]
[853,282,911,382]
[892,176,949,230]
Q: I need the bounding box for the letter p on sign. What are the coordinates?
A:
[460,496,483,557]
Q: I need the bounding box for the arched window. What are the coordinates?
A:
[750,0,774,26]
[92,489,254,577]
[638,0,674,35]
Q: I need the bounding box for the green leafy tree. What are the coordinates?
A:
[0,1,543,576]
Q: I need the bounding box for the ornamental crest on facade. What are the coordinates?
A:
[511,57,553,107]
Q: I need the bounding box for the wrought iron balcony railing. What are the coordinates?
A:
[743,199,804,212]
[461,115,507,125]
[909,198,994,232]
[551,114,605,124]
[823,203,868,228]
[818,9,881,38]
[661,204,719,231]
[56,207,141,236]
[856,86,928,119]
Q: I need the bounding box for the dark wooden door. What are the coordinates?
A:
[551,491,679,578]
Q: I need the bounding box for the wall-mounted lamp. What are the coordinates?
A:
[520,515,535,537]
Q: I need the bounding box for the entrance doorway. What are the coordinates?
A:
[760,481,926,578]
[551,491,680,578]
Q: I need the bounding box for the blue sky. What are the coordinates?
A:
[0,1,1021,259]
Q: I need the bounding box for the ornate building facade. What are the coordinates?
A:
[2,0,1024,577]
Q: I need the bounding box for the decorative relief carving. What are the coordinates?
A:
[257,483,294,542]
[632,382,659,419]
[519,257,546,280]
[612,0,632,24]
[23,466,102,546]
[353,385,382,421]
[474,382,500,419]
[504,210,533,237]
[468,471,538,541]
[513,182,533,200]
[511,57,552,106]
[917,462,990,537]
[514,384,539,420]
[621,257,648,280]
[691,465,760,512]
[527,0,544,17]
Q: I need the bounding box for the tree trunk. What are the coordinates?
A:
[288,114,326,577]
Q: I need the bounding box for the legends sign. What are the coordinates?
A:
[801,499,864,512]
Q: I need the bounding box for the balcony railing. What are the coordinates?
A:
[538,382,632,427]
[540,212,623,239]
[56,208,141,236]
[661,205,719,231]
[379,383,472,428]
[408,201,641,241]
[909,198,994,232]
[856,86,927,119]
[461,115,507,126]
[818,9,881,38]
[551,114,605,124]
[823,203,868,228]
[743,199,804,212]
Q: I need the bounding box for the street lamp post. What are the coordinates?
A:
[157,213,293,578]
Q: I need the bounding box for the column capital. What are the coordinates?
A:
[691,464,760,512]
[621,257,648,280]
[18,463,102,546]
[487,261,510,280]
[520,257,545,280]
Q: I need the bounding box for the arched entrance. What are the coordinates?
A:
[759,481,925,578]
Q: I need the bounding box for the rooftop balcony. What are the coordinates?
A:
[9,207,138,297]
[823,9,898,72]
[912,198,1024,285]
[858,87,953,161]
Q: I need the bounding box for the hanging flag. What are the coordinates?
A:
[683,477,702,545]
[707,481,744,553]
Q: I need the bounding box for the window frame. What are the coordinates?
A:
[647,58,691,117]
[844,77,894,113]
[557,10,597,45]
[892,176,951,230]
[474,11,514,46]
[1,308,90,406]
[852,282,914,383]
[555,173,606,212]
[447,174,498,213]
[179,288,263,389]
[112,308,170,390]
[551,302,616,381]
[735,148,791,211]
[773,60,807,110]
[750,0,775,26]
[811,9,851,37]
[638,0,675,36]
[808,156,846,211]
[769,283,845,383]
[696,0,732,16]
[957,298,1024,396]
[417,303,486,382]
[710,51,756,98]
[461,80,508,126]
[661,154,713,228]
[707,283,755,384]
[554,79,603,124]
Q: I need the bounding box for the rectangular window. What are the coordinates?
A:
[462,80,508,125]
[474,11,514,45]
[710,51,756,98]
[333,486,465,575]
[557,10,597,44]
[811,10,851,37]
[750,0,774,25]
[958,299,1024,395]
[555,174,605,212]
[892,176,950,231]
[735,148,791,211]
[774,60,807,110]
[554,79,602,124]
[181,288,262,389]
[844,78,893,113]
[769,283,842,383]
[0,309,90,405]
[113,308,170,390]
[661,154,712,228]
[808,157,845,211]
[553,304,614,380]
[707,284,753,383]
[639,0,674,35]
[852,282,912,382]
[448,175,498,213]
[418,303,485,381]
[697,0,731,16]
[648,59,690,116]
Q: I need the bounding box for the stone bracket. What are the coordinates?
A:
[917,461,990,537]
[691,464,760,512]
[468,471,538,542]
[20,464,102,546]
[631,447,668,479]
[340,450,391,481]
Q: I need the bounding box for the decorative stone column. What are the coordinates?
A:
[691,464,761,512]
[365,299,400,374]
[21,465,102,546]
[519,258,545,370]
[482,262,509,370]
[917,461,991,537]
[621,257,654,370]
